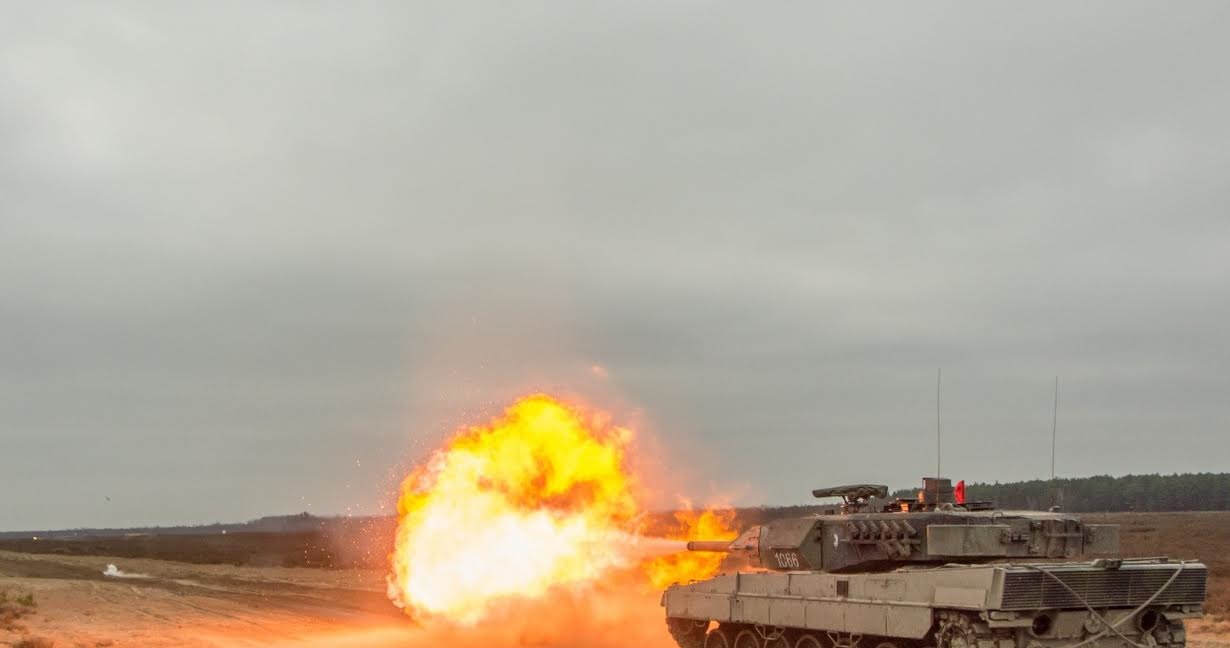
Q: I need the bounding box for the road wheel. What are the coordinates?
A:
[937,615,979,648]
[1155,617,1185,647]
[873,641,900,648]
[733,628,762,648]
[705,627,734,648]
[765,632,792,648]
[667,618,711,648]
[795,635,825,648]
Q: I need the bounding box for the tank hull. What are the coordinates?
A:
[663,559,1205,648]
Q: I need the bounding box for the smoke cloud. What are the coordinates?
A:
[102,564,150,579]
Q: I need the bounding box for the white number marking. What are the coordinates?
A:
[774,551,800,569]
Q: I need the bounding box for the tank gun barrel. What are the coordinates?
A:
[686,540,734,552]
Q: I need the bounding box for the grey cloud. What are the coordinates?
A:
[2,1,1229,529]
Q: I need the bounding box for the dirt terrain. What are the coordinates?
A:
[0,550,405,647]
[1,511,1228,648]
[0,549,678,648]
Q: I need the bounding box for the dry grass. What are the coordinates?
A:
[1,587,37,633]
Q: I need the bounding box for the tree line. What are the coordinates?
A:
[890,473,1230,512]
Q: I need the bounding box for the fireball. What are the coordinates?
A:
[387,393,736,625]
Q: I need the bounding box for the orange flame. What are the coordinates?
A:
[642,504,738,589]
[387,393,737,625]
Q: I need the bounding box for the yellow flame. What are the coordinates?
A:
[388,395,637,624]
[642,504,738,589]
[387,393,739,624]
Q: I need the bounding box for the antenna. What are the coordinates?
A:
[1051,376,1060,508]
[1051,376,1059,481]
[936,368,942,506]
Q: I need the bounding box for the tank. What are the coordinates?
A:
[662,478,1206,648]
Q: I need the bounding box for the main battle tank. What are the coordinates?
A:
[663,478,1206,648]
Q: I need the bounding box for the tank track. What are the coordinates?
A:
[669,617,1185,648]
[933,610,1188,648]
[665,617,708,648]
[667,612,1186,648]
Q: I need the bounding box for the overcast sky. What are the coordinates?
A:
[3,2,1229,531]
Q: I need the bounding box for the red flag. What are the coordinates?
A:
[954,480,966,504]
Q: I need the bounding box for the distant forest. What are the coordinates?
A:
[889,473,1230,513]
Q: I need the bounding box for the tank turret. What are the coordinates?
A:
[685,477,1120,573]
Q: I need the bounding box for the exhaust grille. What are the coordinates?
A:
[998,563,1206,610]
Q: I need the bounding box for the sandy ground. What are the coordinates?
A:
[0,549,413,647]
[2,549,1227,648]
[0,550,679,648]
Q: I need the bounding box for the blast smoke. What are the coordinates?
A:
[102,564,150,579]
